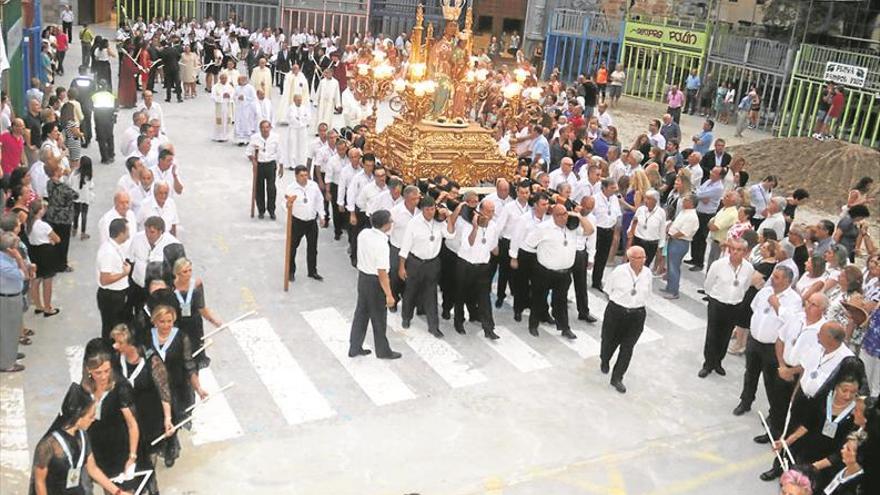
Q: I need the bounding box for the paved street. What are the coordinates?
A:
[1,27,780,495]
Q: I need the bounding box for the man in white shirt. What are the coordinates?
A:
[527,204,594,338]
[246,120,285,219]
[98,191,139,245]
[572,195,598,323]
[386,184,419,303]
[627,189,666,268]
[777,293,828,387]
[700,239,755,377]
[150,148,184,197]
[509,192,550,321]
[286,94,312,168]
[117,156,144,194]
[575,163,602,203]
[600,246,652,394]
[136,91,164,132]
[591,178,622,291]
[349,210,401,360]
[662,194,699,298]
[607,147,627,183]
[734,265,803,442]
[284,165,326,282]
[324,136,349,240]
[548,157,578,191]
[448,198,500,339]
[138,182,179,236]
[685,151,703,185]
[127,215,179,312]
[758,196,787,240]
[596,103,613,130]
[485,179,513,307]
[749,175,777,228]
[398,196,447,337]
[346,153,377,266]
[96,218,131,342]
[120,111,147,157]
[648,118,667,149]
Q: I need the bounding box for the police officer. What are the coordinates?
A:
[70,66,96,147]
[92,80,117,164]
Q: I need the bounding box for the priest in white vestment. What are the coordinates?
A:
[342,88,369,128]
[314,68,341,130]
[255,89,274,125]
[250,57,274,100]
[234,75,258,145]
[275,64,310,125]
[211,73,235,142]
[287,94,312,169]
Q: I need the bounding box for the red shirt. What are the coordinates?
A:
[0,131,25,176]
[828,92,845,119]
[569,115,585,132]
[56,33,69,52]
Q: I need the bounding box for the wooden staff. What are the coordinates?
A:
[184,382,236,414]
[283,195,295,291]
[150,416,195,446]
[250,150,258,218]
[202,310,257,340]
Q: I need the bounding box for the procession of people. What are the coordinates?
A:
[0,10,878,495]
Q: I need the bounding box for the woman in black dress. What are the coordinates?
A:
[171,258,224,370]
[110,324,172,495]
[80,338,140,488]
[30,383,132,495]
[149,305,208,467]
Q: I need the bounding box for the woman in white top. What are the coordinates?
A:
[71,156,95,240]
[608,64,626,107]
[27,200,61,317]
[796,253,829,300]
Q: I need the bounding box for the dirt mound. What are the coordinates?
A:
[728,137,880,214]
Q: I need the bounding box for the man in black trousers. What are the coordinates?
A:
[96,218,131,343]
[398,197,446,337]
[349,210,401,359]
[284,165,326,282]
[591,178,621,291]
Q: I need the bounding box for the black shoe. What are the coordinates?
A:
[513,312,522,322]
[684,259,697,265]
[543,315,556,325]
[308,273,324,281]
[269,213,276,220]
[258,213,265,219]
[164,455,175,468]
[286,166,295,171]
[528,327,539,337]
[17,353,25,360]
[165,98,171,103]
[348,348,372,358]
[441,310,451,320]
[732,403,751,416]
[688,265,704,272]
[484,329,500,340]
[591,283,604,291]
[334,233,342,241]
[753,434,770,444]
[177,98,183,103]
[454,323,466,335]
[401,319,410,329]
[698,366,711,378]
[610,379,627,394]
[388,305,397,314]
[759,467,783,482]
[494,298,504,308]
[697,289,706,294]
[579,313,598,323]
[468,315,480,323]
[429,328,444,338]
[714,365,726,376]
[561,329,577,340]
[377,350,402,360]
[600,361,610,374]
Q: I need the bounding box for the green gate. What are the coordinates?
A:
[118,0,198,25]
[778,44,880,149]
[620,17,710,102]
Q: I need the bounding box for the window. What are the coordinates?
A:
[502,18,522,35]
[477,15,493,33]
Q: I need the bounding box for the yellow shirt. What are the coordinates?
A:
[710,206,738,243]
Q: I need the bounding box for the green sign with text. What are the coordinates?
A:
[624,21,708,53]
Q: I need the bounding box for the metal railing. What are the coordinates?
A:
[548,8,622,39]
[549,8,586,35]
[709,31,791,71]
[794,44,880,92]
[371,0,442,17]
[626,13,708,32]
[281,0,369,15]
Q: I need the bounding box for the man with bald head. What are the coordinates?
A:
[138,182,179,237]
[527,203,594,338]
[486,178,513,306]
[548,157,578,191]
[98,190,138,244]
[600,245,652,393]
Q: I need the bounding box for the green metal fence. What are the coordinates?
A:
[119,0,198,25]
[778,45,880,149]
[620,17,711,102]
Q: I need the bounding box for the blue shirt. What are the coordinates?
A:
[693,131,713,155]
[591,137,610,161]
[0,252,24,295]
[737,95,751,111]
[531,135,550,165]
[695,179,724,214]
[685,75,701,91]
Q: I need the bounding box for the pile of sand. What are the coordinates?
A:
[729,137,880,214]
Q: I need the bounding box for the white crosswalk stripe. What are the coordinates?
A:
[190,368,244,446]
[0,384,29,474]
[228,317,336,425]
[482,326,552,372]
[302,307,416,406]
[538,325,601,359]
[645,292,705,330]
[387,314,488,388]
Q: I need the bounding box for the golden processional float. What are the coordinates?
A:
[351,0,542,186]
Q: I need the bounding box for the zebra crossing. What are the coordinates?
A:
[6,283,711,464]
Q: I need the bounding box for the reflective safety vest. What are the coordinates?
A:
[92,91,116,109]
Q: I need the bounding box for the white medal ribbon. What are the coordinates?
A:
[824,467,863,494]
[120,354,146,387]
[174,278,195,318]
[822,390,856,439]
[152,327,179,362]
[52,430,85,489]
